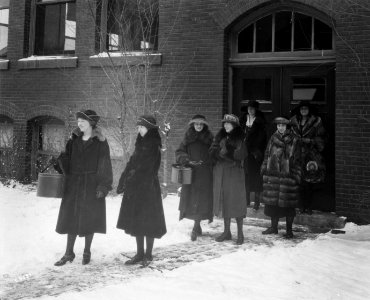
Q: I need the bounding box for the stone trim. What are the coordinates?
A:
[17,56,78,69]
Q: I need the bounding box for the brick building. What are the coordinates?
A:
[0,0,369,223]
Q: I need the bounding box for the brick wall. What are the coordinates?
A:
[1,0,370,223]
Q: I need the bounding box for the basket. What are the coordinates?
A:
[171,164,193,184]
[37,173,64,198]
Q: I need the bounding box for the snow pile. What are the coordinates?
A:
[1,182,370,300]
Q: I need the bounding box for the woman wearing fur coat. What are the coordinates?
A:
[175,114,214,241]
[53,109,113,266]
[209,114,247,245]
[261,117,301,239]
[116,115,167,266]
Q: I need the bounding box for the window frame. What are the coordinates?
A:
[229,3,336,64]
[0,0,9,58]
[29,0,76,57]
[96,0,159,54]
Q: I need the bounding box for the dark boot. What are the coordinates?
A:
[236,217,244,245]
[191,220,202,241]
[284,216,294,239]
[216,218,232,242]
[82,234,93,265]
[54,234,77,266]
[253,192,261,210]
[246,192,251,207]
[262,217,279,235]
[142,237,154,267]
[125,236,144,265]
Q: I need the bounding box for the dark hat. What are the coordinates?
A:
[76,109,100,125]
[296,100,312,110]
[222,114,240,126]
[188,114,208,126]
[136,115,158,129]
[241,100,259,112]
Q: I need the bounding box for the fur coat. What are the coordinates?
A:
[209,126,247,218]
[116,129,166,238]
[261,129,301,208]
[55,127,113,236]
[290,115,326,183]
[175,126,213,221]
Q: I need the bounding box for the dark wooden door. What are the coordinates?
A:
[233,64,335,211]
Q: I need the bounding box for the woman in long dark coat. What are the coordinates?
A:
[290,100,326,215]
[261,117,301,239]
[53,109,113,266]
[175,114,213,241]
[116,115,166,266]
[209,114,247,245]
[240,100,267,210]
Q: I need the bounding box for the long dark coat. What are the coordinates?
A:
[240,111,267,192]
[55,127,113,236]
[261,129,301,208]
[175,126,213,222]
[209,126,247,218]
[290,115,326,183]
[116,129,166,239]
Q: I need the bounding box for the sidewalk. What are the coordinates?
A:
[0,218,318,300]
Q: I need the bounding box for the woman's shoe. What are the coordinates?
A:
[262,227,278,235]
[236,234,244,245]
[284,230,294,239]
[82,251,91,265]
[215,231,232,242]
[125,254,144,265]
[190,229,198,241]
[54,253,75,266]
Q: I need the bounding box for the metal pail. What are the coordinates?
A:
[37,173,64,198]
[171,164,192,184]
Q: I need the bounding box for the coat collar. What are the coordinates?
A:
[71,127,106,142]
[183,126,213,146]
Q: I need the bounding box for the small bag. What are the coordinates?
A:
[171,164,193,184]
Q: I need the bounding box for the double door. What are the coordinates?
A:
[233,64,335,211]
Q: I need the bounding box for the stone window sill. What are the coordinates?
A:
[89,52,162,67]
[18,56,78,69]
[0,59,9,70]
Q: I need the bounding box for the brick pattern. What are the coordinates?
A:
[0,0,370,222]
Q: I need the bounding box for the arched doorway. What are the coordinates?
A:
[25,116,66,181]
[228,5,335,211]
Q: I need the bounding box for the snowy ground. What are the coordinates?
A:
[0,182,370,300]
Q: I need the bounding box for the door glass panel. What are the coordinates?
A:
[294,13,312,51]
[314,19,332,50]
[256,15,272,52]
[292,77,326,103]
[242,78,272,102]
[275,11,292,52]
[238,24,254,53]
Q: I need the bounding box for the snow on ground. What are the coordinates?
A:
[1,182,370,300]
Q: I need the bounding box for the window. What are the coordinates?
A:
[100,0,159,52]
[238,11,333,54]
[0,0,9,57]
[0,115,13,149]
[292,77,326,103]
[34,0,76,55]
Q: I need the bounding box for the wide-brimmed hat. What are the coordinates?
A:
[76,109,100,125]
[188,114,208,126]
[241,100,259,112]
[273,116,290,125]
[291,100,318,117]
[136,115,158,129]
[222,114,240,126]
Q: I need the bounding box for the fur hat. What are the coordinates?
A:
[188,114,208,126]
[76,109,100,126]
[222,114,240,126]
[273,116,290,125]
[137,115,158,129]
[241,100,259,112]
